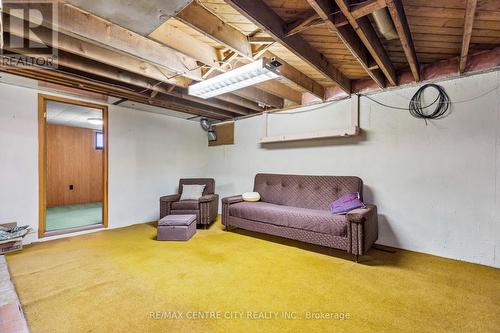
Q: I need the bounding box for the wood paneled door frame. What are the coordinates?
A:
[38,94,109,238]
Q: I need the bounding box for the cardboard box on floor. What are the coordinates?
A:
[0,223,23,255]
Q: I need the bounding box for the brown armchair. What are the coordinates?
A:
[160,178,219,228]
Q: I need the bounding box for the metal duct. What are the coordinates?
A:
[371,8,399,40]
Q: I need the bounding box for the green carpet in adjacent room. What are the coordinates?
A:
[6,217,500,333]
[45,202,102,231]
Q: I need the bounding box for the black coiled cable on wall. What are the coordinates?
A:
[409,83,451,125]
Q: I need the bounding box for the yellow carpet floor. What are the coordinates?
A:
[5,217,500,333]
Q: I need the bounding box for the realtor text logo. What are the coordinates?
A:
[1,0,58,68]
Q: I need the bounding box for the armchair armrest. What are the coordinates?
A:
[159,194,180,219]
[199,194,219,225]
[199,194,218,203]
[346,204,376,224]
[222,195,243,205]
[160,194,181,202]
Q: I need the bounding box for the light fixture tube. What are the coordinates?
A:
[87,118,103,125]
[188,58,280,99]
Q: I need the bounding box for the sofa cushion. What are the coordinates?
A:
[253,173,363,210]
[180,184,205,200]
[172,200,199,210]
[229,202,347,236]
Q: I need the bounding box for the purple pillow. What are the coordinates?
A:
[330,192,365,215]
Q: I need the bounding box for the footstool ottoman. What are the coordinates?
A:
[157,214,197,241]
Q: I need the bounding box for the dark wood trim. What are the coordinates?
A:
[38,94,109,238]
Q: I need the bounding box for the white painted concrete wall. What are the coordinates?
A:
[205,71,500,268]
[1,70,499,268]
[0,80,207,244]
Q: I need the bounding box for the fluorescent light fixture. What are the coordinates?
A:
[87,118,103,126]
[188,58,280,99]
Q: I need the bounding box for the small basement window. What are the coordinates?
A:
[95,132,104,150]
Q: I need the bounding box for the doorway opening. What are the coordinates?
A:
[38,95,108,238]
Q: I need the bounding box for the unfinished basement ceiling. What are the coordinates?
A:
[1,0,499,121]
[64,0,193,35]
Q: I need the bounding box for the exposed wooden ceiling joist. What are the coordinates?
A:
[149,23,222,70]
[262,51,325,100]
[58,53,253,116]
[225,0,350,94]
[64,0,193,36]
[232,86,284,109]
[3,16,191,88]
[176,1,253,59]
[385,0,420,81]
[307,0,386,88]
[286,0,388,37]
[175,1,324,100]
[257,80,302,104]
[5,13,262,114]
[285,10,324,38]
[334,0,397,86]
[460,0,478,73]
[0,65,233,120]
[8,2,203,80]
[202,51,238,79]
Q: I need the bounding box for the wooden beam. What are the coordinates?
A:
[307,0,386,88]
[351,0,387,18]
[149,23,222,69]
[286,1,387,37]
[459,0,478,73]
[0,65,233,120]
[176,1,252,59]
[225,0,351,93]
[386,0,420,81]
[176,1,324,100]
[284,10,324,37]
[5,20,261,113]
[257,80,302,104]
[217,93,264,112]
[335,0,387,27]
[233,86,284,109]
[334,0,397,86]
[252,44,274,59]
[8,2,203,80]
[248,36,275,44]
[202,51,238,79]
[4,14,193,88]
[262,51,325,99]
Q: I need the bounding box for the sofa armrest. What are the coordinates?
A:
[346,204,378,256]
[222,195,243,205]
[222,195,243,227]
[346,204,377,224]
[160,194,181,202]
[199,194,218,203]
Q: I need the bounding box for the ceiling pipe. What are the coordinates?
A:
[371,8,398,40]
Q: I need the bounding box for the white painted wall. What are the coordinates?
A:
[205,71,500,268]
[0,80,207,243]
[1,70,499,268]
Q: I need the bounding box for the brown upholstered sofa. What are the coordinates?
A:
[222,174,378,261]
[160,178,219,228]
